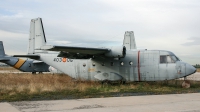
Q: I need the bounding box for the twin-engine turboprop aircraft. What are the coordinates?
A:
[0,41,62,74]
[14,18,196,82]
[0,41,49,73]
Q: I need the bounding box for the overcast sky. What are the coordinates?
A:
[0,0,199,65]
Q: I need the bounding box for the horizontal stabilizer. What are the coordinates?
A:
[13,54,40,59]
[0,58,10,61]
[32,60,44,64]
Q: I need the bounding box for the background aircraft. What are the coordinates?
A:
[0,41,50,74]
[15,18,196,82]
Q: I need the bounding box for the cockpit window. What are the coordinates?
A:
[171,56,180,62]
[160,55,179,63]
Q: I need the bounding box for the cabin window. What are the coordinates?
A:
[120,62,124,66]
[111,62,114,66]
[160,55,177,63]
[129,61,133,65]
[83,63,86,67]
[92,63,95,66]
[160,55,167,63]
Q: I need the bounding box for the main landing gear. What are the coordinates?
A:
[182,77,190,88]
[31,72,43,74]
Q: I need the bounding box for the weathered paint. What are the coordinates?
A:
[39,49,196,82]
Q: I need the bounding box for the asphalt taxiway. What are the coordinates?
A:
[0,93,200,112]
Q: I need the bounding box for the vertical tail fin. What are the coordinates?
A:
[123,31,137,50]
[28,17,47,54]
[0,41,5,57]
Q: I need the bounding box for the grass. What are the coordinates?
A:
[0,73,99,100]
[0,67,200,101]
[197,68,200,72]
[0,72,200,102]
[0,67,20,72]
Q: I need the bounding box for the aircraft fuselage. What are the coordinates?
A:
[39,49,196,81]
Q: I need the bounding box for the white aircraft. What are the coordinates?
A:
[14,18,196,82]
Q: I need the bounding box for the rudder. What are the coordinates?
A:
[0,41,5,57]
[28,17,47,54]
[123,31,137,50]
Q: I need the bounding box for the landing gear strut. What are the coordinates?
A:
[182,77,190,88]
[101,80,110,85]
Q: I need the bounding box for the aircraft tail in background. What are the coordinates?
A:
[0,41,50,73]
[0,41,5,57]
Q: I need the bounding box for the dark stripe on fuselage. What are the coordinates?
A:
[138,51,141,81]
[13,59,26,69]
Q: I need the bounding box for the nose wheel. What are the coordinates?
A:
[182,77,190,88]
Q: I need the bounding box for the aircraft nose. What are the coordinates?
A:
[186,64,196,76]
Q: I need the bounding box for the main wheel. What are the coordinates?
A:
[182,80,190,88]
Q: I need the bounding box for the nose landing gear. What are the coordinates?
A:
[182,77,190,88]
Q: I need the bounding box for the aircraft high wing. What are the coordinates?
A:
[40,45,110,54]
[0,58,10,61]
[38,45,126,59]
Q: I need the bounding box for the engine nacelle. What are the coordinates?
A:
[105,46,126,58]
